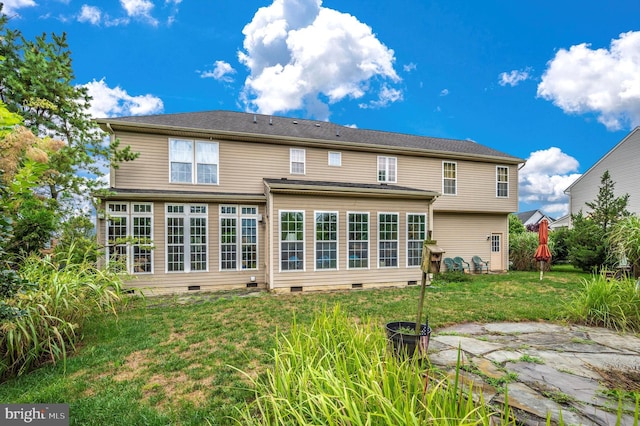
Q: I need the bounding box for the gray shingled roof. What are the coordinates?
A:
[99,110,523,162]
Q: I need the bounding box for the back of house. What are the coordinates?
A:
[96,111,523,294]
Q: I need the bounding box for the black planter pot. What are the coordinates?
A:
[385,321,431,358]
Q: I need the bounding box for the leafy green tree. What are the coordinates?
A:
[54,214,99,264]
[584,170,630,233]
[508,213,525,235]
[549,227,570,264]
[568,171,629,271]
[0,11,137,211]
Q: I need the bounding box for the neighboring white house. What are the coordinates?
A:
[516,209,555,229]
[565,127,640,221]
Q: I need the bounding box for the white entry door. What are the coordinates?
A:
[490,233,503,271]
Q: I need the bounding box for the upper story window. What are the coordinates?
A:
[496,166,509,198]
[328,151,342,167]
[377,156,397,183]
[169,139,219,184]
[290,148,306,175]
[443,161,457,195]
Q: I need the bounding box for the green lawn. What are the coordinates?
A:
[0,268,588,425]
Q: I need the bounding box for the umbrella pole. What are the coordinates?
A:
[539,261,543,280]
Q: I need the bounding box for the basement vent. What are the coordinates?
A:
[290,286,303,292]
[407,280,418,286]
[352,283,363,289]
[246,282,258,288]
[188,285,201,291]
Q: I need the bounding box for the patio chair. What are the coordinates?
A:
[472,256,490,274]
[443,257,460,272]
[453,257,471,273]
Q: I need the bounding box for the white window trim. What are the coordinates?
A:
[377,156,397,183]
[496,166,509,198]
[328,151,342,167]
[168,138,219,185]
[165,203,209,273]
[378,212,399,268]
[105,202,154,274]
[406,213,426,268]
[314,211,339,271]
[219,205,259,272]
[347,211,370,270]
[442,161,457,196]
[279,209,305,272]
[290,148,306,175]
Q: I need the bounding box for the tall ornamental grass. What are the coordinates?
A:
[564,272,640,332]
[233,306,514,425]
[0,247,125,379]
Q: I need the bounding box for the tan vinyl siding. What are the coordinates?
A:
[433,212,509,272]
[268,194,430,292]
[113,132,519,214]
[569,128,640,216]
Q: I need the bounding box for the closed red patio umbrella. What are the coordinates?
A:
[534,219,552,280]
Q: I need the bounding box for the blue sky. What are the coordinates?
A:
[4,0,640,217]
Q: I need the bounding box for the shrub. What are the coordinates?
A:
[233,306,513,425]
[509,232,555,271]
[563,273,640,332]
[0,247,126,379]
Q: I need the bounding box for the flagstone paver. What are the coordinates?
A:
[427,322,640,425]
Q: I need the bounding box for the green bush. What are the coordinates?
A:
[509,232,555,271]
[563,273,640,332]
[233,306,513,425]
[0,248,126,379]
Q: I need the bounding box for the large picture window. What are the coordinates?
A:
[280,211,304,271]
[166,204,208,272]
[377,156,397,183]
[315,212,338,270]
[443,161,457,195]
[407,214,426,267]
[220,205,259,271]
[169,139,219,184]
[348,213,369,269]
[378,213,399,267]
[106,202,153,274]
[497,166,509,198]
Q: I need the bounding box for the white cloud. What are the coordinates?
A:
[120,0,157,25]
[440,88,449,96]
[498,69,531,87]
[519,147,581,216]
[238,0,400,120]
[82,78,164,118]
[1,0,36,15]
[78,4,101,25]
[538,31,640,130]
[359,83,403,109]
[403,63,417,72]
[200,60,237,82]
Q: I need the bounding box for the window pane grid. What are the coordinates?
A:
[167,217,185,272]
[241,218,257,269]
[407,214,426,267]
[220,217,237,270]
[377,156,397,183]
[315,212,337,270]
[170,139,218,184]
[281,211,304,271]
[290,149,305,174]
[443,162,457,195]
[348,213,369,269]
[379,213,398,267]
[497,166,509,197]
